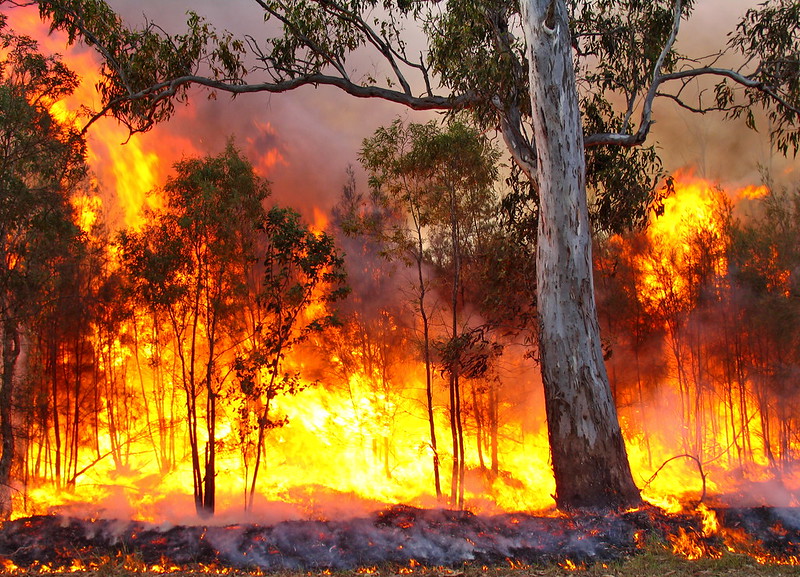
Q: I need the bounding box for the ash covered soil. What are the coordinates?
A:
[0,505,798,571]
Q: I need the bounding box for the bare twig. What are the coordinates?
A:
[643,453,707,504]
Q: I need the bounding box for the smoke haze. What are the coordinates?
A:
[101,0,798,198]
[10,0,797,223]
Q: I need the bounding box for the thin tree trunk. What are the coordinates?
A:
[50,334,62,488]
[68,333,83,487]
[247,354,279,513]
[521,0,640,510]
[472,383,486,472]
[203,379,216,517]
[413,213,441,501]
[448,191,465,509]
[203,297,218,518]
[448,371,459,505]
[0,315,20,518]
[489,379,499,476]
[187,270,204,516]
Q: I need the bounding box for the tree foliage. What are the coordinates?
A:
[118,141,270,517]
[0,13,87,517]
[723,1,800,155]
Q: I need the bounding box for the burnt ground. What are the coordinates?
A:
[0,505,797,571]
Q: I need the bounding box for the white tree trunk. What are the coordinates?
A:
[520,0,641,509]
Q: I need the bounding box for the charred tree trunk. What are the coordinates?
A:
[521,0,640,510]
[0,315,20,518]
[414,213,441,501]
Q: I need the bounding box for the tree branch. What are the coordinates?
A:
[315,0,415,96]
[585,0,684,148]
[585,0,799,149]
[659,66,800,116]
[492,95,537,183]
[82,73,473,134]
[252,0,351,81]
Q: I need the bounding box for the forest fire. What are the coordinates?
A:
[3,3,800,572]
[600,171,799,512]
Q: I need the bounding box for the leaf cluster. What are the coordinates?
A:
[236,204,348,404]
[582,95,668,234]
[118,141,269,318]
[723,0,800,156]
[264,0,376,79]
[360,118,499,240]
[360,117,536,339]
[572,0,693,99]
[0,15,86,316]
[0,15,85,191]
[434,326,502,381]
[427,0,528,129]
[36,0,246,133]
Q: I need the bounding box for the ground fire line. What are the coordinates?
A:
[0,504,798,571]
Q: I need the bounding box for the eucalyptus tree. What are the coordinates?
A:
[0,15,86,517]
[361,118,500,508]
[26,0,800,509]
[118,142,269,518]
[235,205,347,513]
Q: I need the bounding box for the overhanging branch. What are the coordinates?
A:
[584,0,684,149]
[659,66,800,116]
[584,0,799,150]
[83,73,474,134]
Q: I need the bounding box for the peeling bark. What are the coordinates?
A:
[520,0,641,510]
